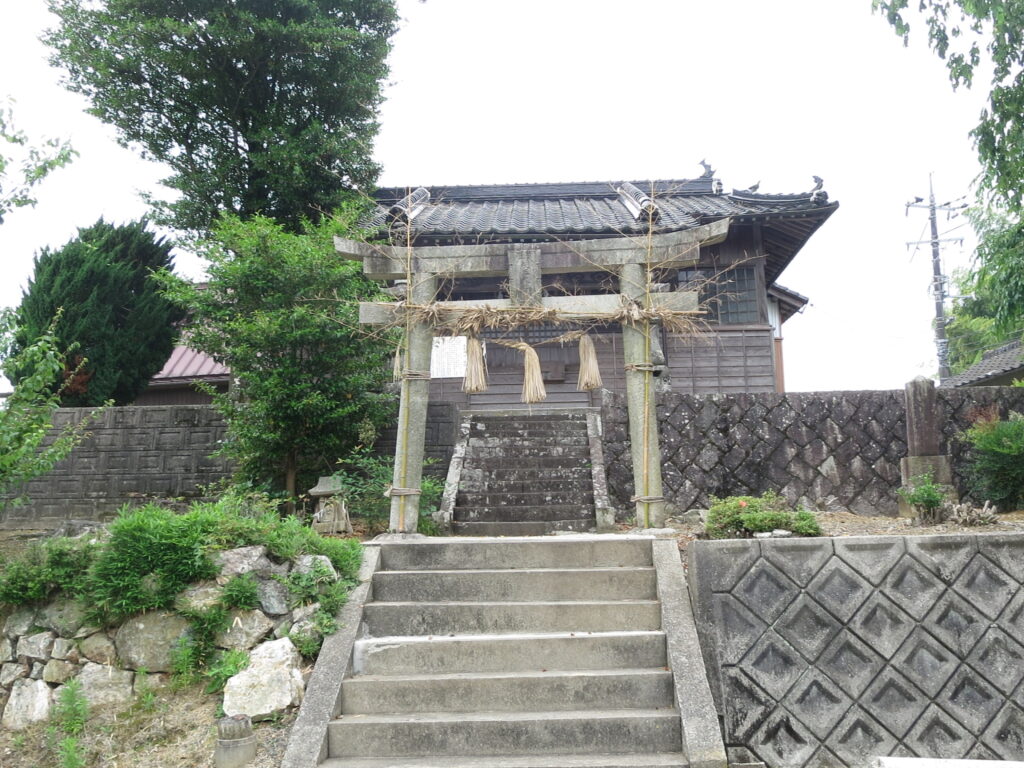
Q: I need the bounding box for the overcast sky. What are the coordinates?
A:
[0,0,988,392]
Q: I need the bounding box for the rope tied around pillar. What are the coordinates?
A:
[384,486,422,498]
[629,495,665,504]
[401,370,432,380]
[624,363,661,373]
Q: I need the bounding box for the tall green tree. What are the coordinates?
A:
[0,99,74,224]
[156,213,395,500]
[44,0,398,234]
[875,0,1024,211]
[12,219,182,406]
[875,2,1024,345]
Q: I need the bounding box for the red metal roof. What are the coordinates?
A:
[151,345,229,385]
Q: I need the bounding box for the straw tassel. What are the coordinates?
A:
[513,343,547,404]
[462,336,488,393]
[576,333,603,391]
[392,346,403,382]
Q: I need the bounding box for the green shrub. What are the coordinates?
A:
[289,629,323,659]
[963,412,1024,511]
[738,509,795,533]
[705,491,820,538]
[57,737,86,768]
[221,573,259,610]
[203,649,250,694]
[897,473,946,515]
[318,580,350,617]
[280,561,338,608]
[52,678,88,736]
[0,537,98,606]
[791,510,823,536]
[85,505,220,622]
[333,447,443,535]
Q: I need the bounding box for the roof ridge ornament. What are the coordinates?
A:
[617,181,660,222]
[810,176,828,205]
[389,187,430,222]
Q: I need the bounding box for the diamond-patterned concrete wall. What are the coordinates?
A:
[602,386,1024,516]
[688,534,1024,767]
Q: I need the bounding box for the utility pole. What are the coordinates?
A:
[905,176,966,382]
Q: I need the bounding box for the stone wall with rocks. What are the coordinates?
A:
[687,534,1024,767]
[1,406,233,529]
[0,544,326,730]
[601,386,1024,516]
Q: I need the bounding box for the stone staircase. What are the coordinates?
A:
[452,411,597,536]
[321,537,688,768]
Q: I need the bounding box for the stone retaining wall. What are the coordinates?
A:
[1,406,233,529]
[688,534,1024,767]
[601,386,1024,516]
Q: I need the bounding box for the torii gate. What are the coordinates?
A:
[336,218,730,533]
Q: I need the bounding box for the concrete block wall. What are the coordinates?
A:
[601,386,1024,516]
[688,534,1024,767]
[1,406,233,528]
[376,402,460,477]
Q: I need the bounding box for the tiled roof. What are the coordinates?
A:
[371,176,837,285]
[943,340,1024,387]
[150,345,229,387]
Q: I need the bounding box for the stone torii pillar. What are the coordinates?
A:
[620,262,665,527]
[336,219,729,531]
[388,271,437,533]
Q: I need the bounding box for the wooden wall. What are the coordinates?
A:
[426,324,777,410]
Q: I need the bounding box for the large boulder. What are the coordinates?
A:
[1,679,52,729]
[0,636,13,663]
[17,631,55,661]
[0,661,28,687]
[174,581,224,613]
[79,631,117,665]
[216,610,275,651]
[115,612,190,672]
[51,638,79,663]
[42,659,77,684]
[40,598,88,637]
[75,662,134,709]
[257,579,291,616]
[3,606,36,639]
[222,638,304,721]
[215,546,273,584]
[294,555,338,581]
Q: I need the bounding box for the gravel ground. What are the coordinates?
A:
[664,508,1024,553]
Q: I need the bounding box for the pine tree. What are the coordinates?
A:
[12,219,183,406]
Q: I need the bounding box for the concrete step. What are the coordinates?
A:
[353,631,668,675]
[372,567,658,602]
[466,446,591,459]
[340,668,674,714]
[457,490,595,506]
[458,478,593,494]
[472,429,589,440]
[321,754,688,768]
[468,457,591,470]
[452,505,595,523]
[379,539,653,571]
[328,709,682,758]
[363,600,662,636]
[451,519,595,536]
[468,436,589,447]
